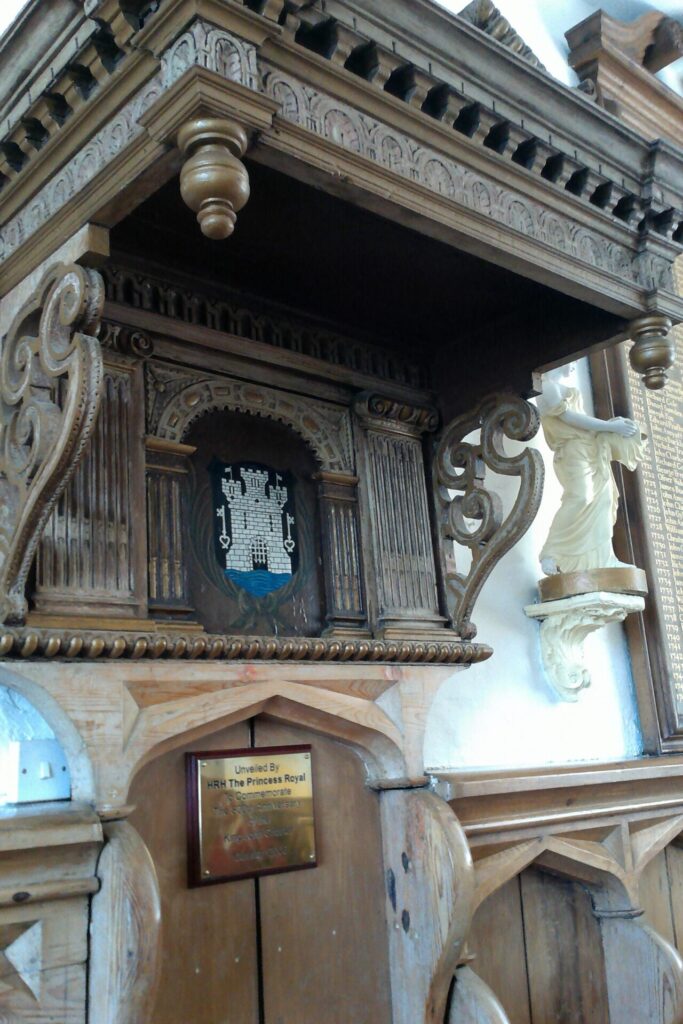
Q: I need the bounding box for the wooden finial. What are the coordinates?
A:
[177,117,250,241]
[629,314,674,390]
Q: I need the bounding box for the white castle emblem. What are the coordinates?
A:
[214,465,296,587]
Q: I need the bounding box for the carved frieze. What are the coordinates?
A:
[0,264,104,624]
[435,393,543,639]
[0,21,258,267]
[161,20,259,90]
[261,66,674,292]
[100,320,154,359]
[1,20,678,304]
[102,264,427,388]
[0,73,164,265]
[146,363,354,473]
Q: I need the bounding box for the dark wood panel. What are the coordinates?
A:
[255,718,392,1024]
[128,723,259,1024]
[521,868,610,1024]
[468,876,532,1024]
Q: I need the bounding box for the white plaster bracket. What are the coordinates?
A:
[524,591,645,702]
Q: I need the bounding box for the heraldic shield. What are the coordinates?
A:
[210,460,300,598]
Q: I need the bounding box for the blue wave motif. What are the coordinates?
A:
[226,569,293,597]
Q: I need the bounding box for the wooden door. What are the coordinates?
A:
[128,717,392,1023]
[129,722,260,1024]
[467,869,610,1024]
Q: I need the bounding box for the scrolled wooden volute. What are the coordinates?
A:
[629,313,675,390]
[178,117,250,240]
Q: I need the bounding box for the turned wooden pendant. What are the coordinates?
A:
[178,117,250,240]
[629,313,675,390]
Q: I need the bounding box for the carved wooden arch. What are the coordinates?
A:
[467,821,683,1024]
[119,678,408,805]
[153,374,355,473]
[472,815,683,914]
[0,664,96,802]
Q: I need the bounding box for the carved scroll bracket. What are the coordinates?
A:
[0,263,104,625]
[435,394,544,640]
[178,116,250,240]
[629,313,675,390]
[525,591,645,701]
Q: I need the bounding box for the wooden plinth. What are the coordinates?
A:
[538,567,648,602]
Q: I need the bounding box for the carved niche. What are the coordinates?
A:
[145,364,365,637]
[0,264,104,624]
[183,410,326,636]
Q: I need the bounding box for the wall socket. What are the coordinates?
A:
[0,738,71,804]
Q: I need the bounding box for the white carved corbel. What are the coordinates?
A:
[525,591,645,701]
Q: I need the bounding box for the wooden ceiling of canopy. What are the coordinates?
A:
[112,160,624,407]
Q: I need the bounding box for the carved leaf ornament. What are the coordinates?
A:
[435,394,543,638]
[0,263,104,623]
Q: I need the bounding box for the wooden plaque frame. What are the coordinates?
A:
[590,344,683,751]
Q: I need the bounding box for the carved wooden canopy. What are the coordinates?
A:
[1,0,682,337]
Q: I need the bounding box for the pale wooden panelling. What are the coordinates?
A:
[665,844,683,956]
[467,877,531,1024]
[640,849,677,947]
[467,869,610,1024]
[256,718,392,1024]
[521,869,610,1024]
[128,722,260,1024]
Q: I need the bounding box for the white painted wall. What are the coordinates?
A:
[424,359,644,771]
[0,685,71,804]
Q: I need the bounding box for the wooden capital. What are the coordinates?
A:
[629,313,675,390]
[178,117,250,241]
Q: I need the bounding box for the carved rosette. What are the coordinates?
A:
[435,393,544,639]
[0,263,104,624]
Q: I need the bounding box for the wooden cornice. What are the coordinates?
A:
[567,9,683,147]
[437,757,683,845]
[2,0,683,326]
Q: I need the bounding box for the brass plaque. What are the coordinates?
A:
[186,745,316,886]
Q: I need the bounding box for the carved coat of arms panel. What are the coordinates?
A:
[184,410,323,635]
